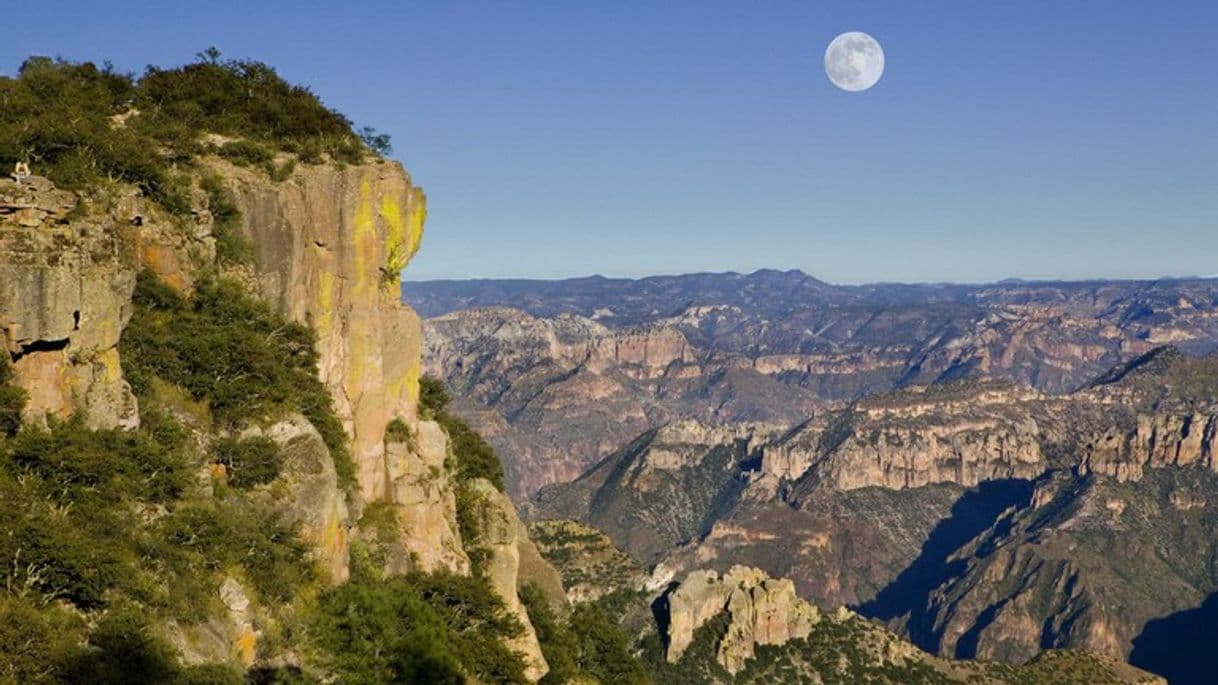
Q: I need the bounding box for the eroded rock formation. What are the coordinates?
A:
[0,177,139,428]
[663,566,820,674]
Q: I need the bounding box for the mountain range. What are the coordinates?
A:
[409,272,1218,684]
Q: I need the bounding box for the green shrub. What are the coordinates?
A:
[419,375,451,416]
[120,270,355,487]
[443,413,506,490]
[0,58,180,209]
[177,663,245,685]
[199,173,252,265]
[384,417,411,441]
[136,52,357,150]
[151,499,314,612]
[217,139,273,166]
[58,606,181,685]
[0,52,380,220]
[309,571,527,684]
[268,158,296,183]
[520,584,581,685]
[213,435,282,489]
[0,353,27,437]
[0,415,190,609]
[567,597,652,684]
[419,376,506,491]
[455,484,491,575]
[0,596,83,684]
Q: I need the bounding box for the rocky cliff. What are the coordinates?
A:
[663,566,820,674]
[0,177,140,429]
[0,156,556,680]
[537,350,1218,679]
[653,566,1164,684]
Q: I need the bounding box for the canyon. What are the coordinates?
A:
[415,274,1218,683]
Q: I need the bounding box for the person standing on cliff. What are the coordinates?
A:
[11,161,30,184]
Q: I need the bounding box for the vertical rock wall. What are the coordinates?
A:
[222,159,427,502]
[0,178,139,428]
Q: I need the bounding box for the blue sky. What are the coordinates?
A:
[7,1,1217,283]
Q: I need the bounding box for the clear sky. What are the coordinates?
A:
[7,1,1217,283]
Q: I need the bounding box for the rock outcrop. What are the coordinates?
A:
[664,566,820,674]
[1082,413,1218,481]
[222,159,427,503]
[465,478,550,682]
[763,383,1048,490]
[0,177,139,428]
[381,419,470,573]
[255,415,352,583]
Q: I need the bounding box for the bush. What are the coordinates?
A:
[0,353,27,437]
[217,139,272,166]
[0,596,83,684]
[520,584,581,685]
[567,598,652,684]
[0,58,179,208]
[0,415,190,608]
[268,158,296,183]
[309,571,528,684]
[0,52,378,218]
[213,435,283,489]
[151,499,314,613]
[199,173,252,265]
[120,270,355,487]
[384,417,414,445]
[59,606,184,685]
[420,376,506,491]
[136,52,358,150]
[419,375,451,416]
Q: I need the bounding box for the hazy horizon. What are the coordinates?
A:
[404,266,1218,288]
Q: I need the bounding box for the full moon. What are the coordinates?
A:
[825,32,884,92]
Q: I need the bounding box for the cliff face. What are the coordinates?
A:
[225,160,426,502]
[663,566,820,674]
[0,177,140,429]
[539,353,1218,676]
[424,307,819,497]
[2,158,554,680]
[655,566,1165,684]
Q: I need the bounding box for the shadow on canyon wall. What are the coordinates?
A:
[855,478,1036,655]
[1130,592,1218,685]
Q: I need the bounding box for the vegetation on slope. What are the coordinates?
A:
[520,585,652,685]
[306,568,530,684]
[120,270,356,487]
[0,354,26,437]
[0,272,551,684]
[0,396,309,682]
[0,52,389,212]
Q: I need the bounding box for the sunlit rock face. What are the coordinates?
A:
[223,159,427,502]
[0,176,140,428]
[663,566,820,674]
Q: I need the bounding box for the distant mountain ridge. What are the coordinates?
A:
[405,269,1218,325]
[413,270,1218,496]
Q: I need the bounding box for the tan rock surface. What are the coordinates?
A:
[222,158,427,503]
[0,177,139,428]
[665,566,820,674]
[466,478,550,682]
